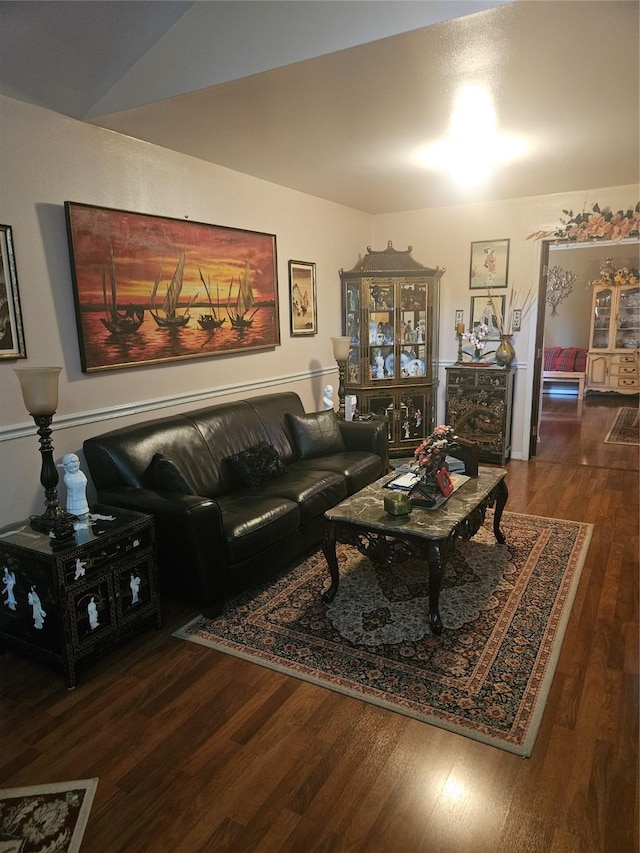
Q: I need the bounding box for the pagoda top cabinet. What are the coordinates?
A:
[340,242,444,454]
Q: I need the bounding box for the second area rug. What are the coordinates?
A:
[175,511,593,757]
[604,406,639,445]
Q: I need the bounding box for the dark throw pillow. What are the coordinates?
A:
[146,452,193,495]
[227,442,288,487]
[287,410,345,460]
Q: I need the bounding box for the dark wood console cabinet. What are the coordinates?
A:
[445,365,515,465]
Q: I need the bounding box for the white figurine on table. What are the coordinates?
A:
[60,452,90,518]
[323,385,334,410]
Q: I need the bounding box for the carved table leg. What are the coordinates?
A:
[425,541,445,635]
[493,479,508,545]
[322,521,339,603]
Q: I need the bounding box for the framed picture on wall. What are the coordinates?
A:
[469,238,510,289]
[288,259,317,336]
[64,202,280,372]
[471,294,505,341]
[0,224,27,359]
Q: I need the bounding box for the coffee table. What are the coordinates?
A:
[322,467,508,635]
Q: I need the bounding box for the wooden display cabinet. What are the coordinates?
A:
[0,506,160,688]
[340,242,444,454]
[586,282,640,394]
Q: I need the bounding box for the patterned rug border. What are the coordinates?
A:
[175,512,593,757]
[0,778,98,853]
[604,406,640,445]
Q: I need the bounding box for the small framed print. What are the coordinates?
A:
[471,294,505,341]
[436,467,454,497]
[469,238,510,289]
[0,224,26,359]
[288,259,317,336]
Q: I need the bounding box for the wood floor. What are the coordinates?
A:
[1,395,638,852]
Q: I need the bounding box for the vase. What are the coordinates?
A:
[495,334,516,367]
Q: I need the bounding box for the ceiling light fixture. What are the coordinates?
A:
[418,84,527,187]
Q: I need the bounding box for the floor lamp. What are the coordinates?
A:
[14,366,75,540]
[330,336,351,419]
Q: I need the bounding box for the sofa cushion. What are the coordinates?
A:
[555,347,578,372]
[294,451,383,495]
[260,467,347,523]
[145,453,193,494]
[215,493,300,563]
[543,347,563,371]
[574,348,588,371]
[287,410,346,460]
[226,441,288,487]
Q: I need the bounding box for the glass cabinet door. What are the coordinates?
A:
[367,278,395,382]
[345,281,361,384]
[591,287,612,350]
[615,285,640,350]
[399,281,427,381]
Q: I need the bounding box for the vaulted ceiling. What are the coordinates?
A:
[1,1,638,214]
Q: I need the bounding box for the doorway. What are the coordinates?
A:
[529,238,640,458]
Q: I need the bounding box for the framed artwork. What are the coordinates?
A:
[471,294,505,341]
[435,467,454,497]
[288,259,317,336]
[64,202,280,372]
[469,238,510,289]
[0,224,26,359]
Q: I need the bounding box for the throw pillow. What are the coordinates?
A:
[227,442,288,487]
[287,410,345,460]
[146,453,193,495]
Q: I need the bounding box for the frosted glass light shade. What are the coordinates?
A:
[14,366,62,415]
[331,336,351,362]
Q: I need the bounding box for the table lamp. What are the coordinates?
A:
[330,336,351,419]
[14,366,75,539]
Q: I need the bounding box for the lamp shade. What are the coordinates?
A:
[14,366,62,415]
[331,336,351,362]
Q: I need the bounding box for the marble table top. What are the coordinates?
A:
[325,467,507,540]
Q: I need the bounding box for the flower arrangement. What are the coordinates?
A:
[414,424,458,479]
[528,202,640,244]
[461,322,489,354]
[587,259,639,288]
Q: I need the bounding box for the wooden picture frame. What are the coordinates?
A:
[469,238,510,289]
[288,260,317,336]
[64,202,280,372]
[0,224,26,359]
[471,294,505,341]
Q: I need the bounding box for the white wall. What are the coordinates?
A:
[372,188,639,463]
[0,96,372,525]
[1,93,637,528]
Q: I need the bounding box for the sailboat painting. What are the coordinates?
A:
[65,202,280,372]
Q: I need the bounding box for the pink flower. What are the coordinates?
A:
[587,213,609,238]
[609,214,632,242]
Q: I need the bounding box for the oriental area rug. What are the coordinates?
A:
[0,778,97,853]
[175,512,593,757]
[604,406,640,445]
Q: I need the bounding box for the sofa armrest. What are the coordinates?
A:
[95,487,229,608]
[339,419,389,472]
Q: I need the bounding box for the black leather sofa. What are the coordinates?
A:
[83,392,388,615]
